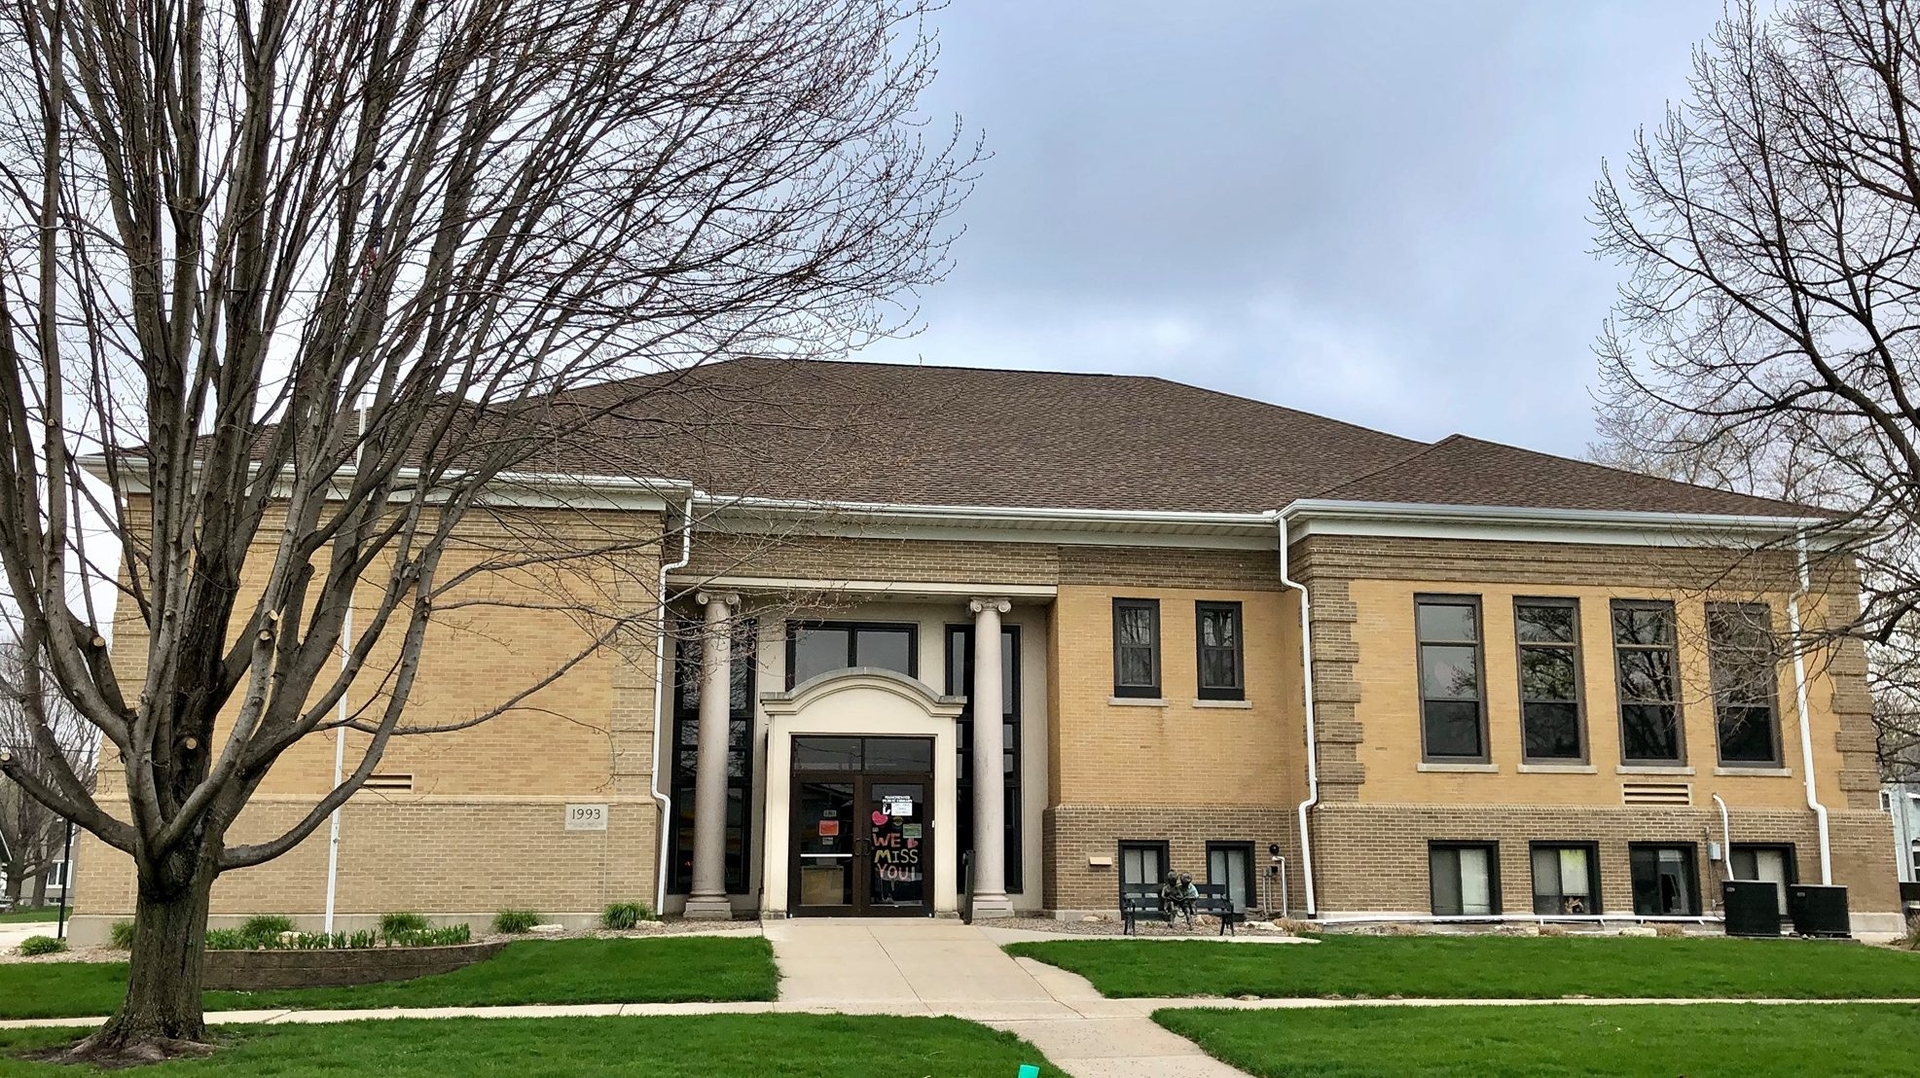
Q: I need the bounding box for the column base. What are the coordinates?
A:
[969,894,1016,920]
[682,896,735,920]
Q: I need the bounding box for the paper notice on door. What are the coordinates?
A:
[902,823,922,839]
[881,795,914,817]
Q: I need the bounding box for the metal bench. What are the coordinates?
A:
[1192,883,1244,936]
[1119,882,1174,935]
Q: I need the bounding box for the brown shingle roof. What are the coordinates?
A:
[534,358,1820,518]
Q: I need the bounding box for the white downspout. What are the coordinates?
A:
[1711,792,1733,883]
[1789,532,1833,884]
[324,598,350,935]
[651,494,697,914]
[1276,508,1320,916]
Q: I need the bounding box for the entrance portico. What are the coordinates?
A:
[673,587,1039,919]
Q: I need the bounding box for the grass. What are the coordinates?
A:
[0,910,59,924]
[1004,935,1920,999]
[1154,1003,1920,1077]
[0,937,778,1020]
[0,1015,1067,1076]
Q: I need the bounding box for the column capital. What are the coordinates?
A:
[696,590,741,610]
[968,597,1012,616]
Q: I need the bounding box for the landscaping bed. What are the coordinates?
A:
[1154,1003,1920,1077]
[1006,934,1920,999]
[0,1014,1066,1077]
[0,936,778,1020]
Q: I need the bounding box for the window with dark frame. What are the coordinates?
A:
[1416,597,1487,759]
[1112,599,1161,698]
[1206,841,1256,912]
[1730,843,1796,916]
[945,624,1023,894]
[668,617,758,895]
[1515,599,1584,761]
[1195,601,1245,701]
[1612,600,1684,763]
[1707,603,1783,766]
[1629,843,1700,915]
[1428,841,1499,916]
[785,621,917,689]
[1529,842,1599,915]
[1118,840,1168,892]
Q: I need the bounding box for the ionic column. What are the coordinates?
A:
[685,591,740,919]
[969,597,1015,918]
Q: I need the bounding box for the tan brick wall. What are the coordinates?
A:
[1310,803,1897,915]
[73,795,659,921]
[1043,803,1303,914]
[77,501,668,918]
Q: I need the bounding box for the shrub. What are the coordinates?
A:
[384,924,472,948]
[1653,923,1688,939]
[17,935,67,957]
[204,928,253,951]
[1537,924,1570,938]
[1271,917,1318,937]
[1903,915,1920,950]
[379,911,430,937]
[240,914,297,942]
[108,921,136,950]
[601,901,652,930]
[493,909,540,934]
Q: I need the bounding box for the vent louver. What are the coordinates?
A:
[1621,781,1691,806]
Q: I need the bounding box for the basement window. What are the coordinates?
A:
[1429,841,1499,916]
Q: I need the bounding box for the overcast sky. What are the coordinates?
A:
[858,0,1727,458]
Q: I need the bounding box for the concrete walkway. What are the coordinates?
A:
[764,917,1250,1077]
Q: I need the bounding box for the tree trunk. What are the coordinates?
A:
[4,868,21,907]
[59,855,218,1065]
[29,871,46,909]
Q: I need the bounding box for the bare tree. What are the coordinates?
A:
[1591,0,1920,762]
[0,642,96,907]
[0,0,973,1062]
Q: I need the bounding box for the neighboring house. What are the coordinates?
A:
[66,359,1900,938]
[1884,782,1920,885]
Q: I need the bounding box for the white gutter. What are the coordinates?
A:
[1274,508,1320,917]
[1711,793,1733,884]
[1280,498,1837,536]
[1790,532,1833,884]
[651,494,698,914]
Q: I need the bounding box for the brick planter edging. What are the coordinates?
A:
[203,939,508,991]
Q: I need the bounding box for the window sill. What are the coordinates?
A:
[1713,766,1792,777]
[1615,764,1695,776]
[1192,698,1252,709]
[1108,696,1168,708]
[1518,763,1598,774]
[1417,762,1499,773]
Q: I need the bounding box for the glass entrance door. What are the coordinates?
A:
[790,736,934,916]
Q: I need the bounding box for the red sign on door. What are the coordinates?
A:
[818,819,840,837]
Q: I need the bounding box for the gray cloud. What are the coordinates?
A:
[860,0,1725,456]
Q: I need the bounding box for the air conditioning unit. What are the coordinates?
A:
[1722,880,1783,938]
[1786,884,1851,938]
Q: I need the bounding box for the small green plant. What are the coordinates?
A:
[601,901,652,930]
[108,920,136,950]
[380,911,430,937]
[239,914,297,943]
[17,935,67,957]
[204,928,253,950]
[384,924,472,947]
[493,909,540,934]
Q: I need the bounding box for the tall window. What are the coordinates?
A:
[946,625,1023,893]
[669,617,757,894]
[47,859,69,890]
[1530,843,1598,915]
[1195,601,1245,701]
[1416,597,1486,759]
[1612,601,1684,763]
[1112,599,1161,698]
[1429,842,1499,915]
[786,621,916,688]
[1515,599,1584,761]
[1118,840,1168,892]
[1207,842,1256,912]
[1707,603,1782,766]
[1629,844,1699,915]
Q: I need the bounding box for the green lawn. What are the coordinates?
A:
[1155,1003,1920,1077]
[0,1015,1065,1077]
[0,910,60,924]
[1005,935,1920,999]
[0,937,778,1021]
